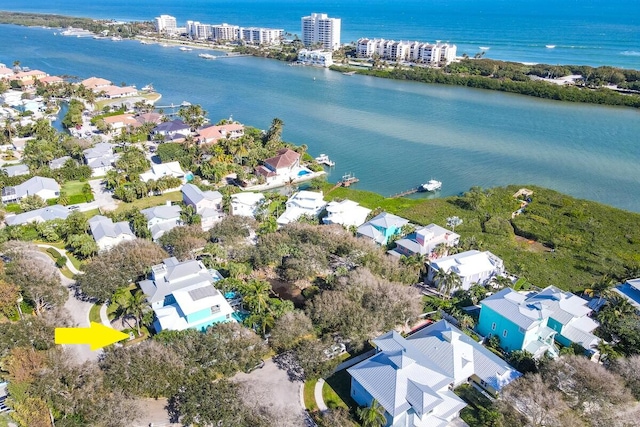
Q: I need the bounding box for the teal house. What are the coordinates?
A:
[139,257,235,332]
[357,212,409,245]
[477,286,600,358]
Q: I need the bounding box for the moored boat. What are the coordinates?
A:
[179,47,193,51]
[198,53,217,59]
[545,45,556,49]
[315,154,335,167]
[418,179,442,192]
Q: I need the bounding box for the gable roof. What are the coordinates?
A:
[5,205,70,226]
[432,250,502,278]
[83,142,115,159]
[1,164,30,177]
[135,112,163,124]
[153,119,190,133]
[88,215,135,241]
[357,223,385,244]
[81,76,112,89]
[141,204,182,221]
[103,113,140,127]
[10,176,60,199]
[264,148,300,170]
[182,183,222,205]
[367,212,409,230]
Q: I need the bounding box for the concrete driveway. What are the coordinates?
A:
[233,358,305,425]
[87,178,119,212]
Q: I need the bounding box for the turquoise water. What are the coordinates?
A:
[2,0,639,68]
[0,24,639,212]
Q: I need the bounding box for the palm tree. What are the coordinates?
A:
[357,399,387,427]
[444,271,462,297]
[432,243,448,258]
[434,268,449,295]
[241,279,273,315]
[265,117,284,148]
[119,290,148,337]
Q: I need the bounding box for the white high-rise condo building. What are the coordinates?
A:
[241,27,284,45]
[356,38,457,65]
[212,23,241,41]
[155,15,177,33]
[186,21,212,40]
[301,13,341,51]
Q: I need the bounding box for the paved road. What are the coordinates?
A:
[36,244,81,275]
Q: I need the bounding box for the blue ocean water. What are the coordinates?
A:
[1,0,639,68]
[1,24,639,212]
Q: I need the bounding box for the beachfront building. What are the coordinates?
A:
[426,250,504,292]
[1,176,60,204]
[301,13,341,51]
[100,85,138,99]
[240,27,284,45]
[297,49,334,67]
[138,257,234,332]
[155,15,178,34]
[478,286,600,358]
[211,23,241,41]
[83,143,119,176]
[255,148,301,184]
[141,203,183,241]
[277,190,327,226]
[357,212,410,246]
[322,199,371,228]
[182,183,224,231]
[230,192,265,218]
[393,223,460,258]
[139,161,186,183]
[4,205,70,226]
[196,123,244,145]
[186,21,212,40]
[88,215,136,252]
[80,76,112,91]
[152,119,191,142]
[356,38,457,65]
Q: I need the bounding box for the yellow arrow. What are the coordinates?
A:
[55,322,129,351]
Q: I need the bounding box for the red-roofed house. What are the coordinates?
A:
[196,123,245,144]
[38,76,64,86]
[255,148,301,183]
[101,85,138,98]
[81,77,112,91]
[0,67,13,79]
[103,114,141,131]
[12,70,47,82]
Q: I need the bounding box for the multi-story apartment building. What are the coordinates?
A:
[301,13,341,51]
[154,15,177,34]
[240,27,283,45]
[186,21,212,40]
[356,38,457,65]
[211,23,241,41]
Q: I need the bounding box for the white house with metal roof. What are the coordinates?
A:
[322,199,371,228]
[1,176,60,203]
[477,286,600,358]
[141,203,183,241]
[1,164,29,177]
[4,205,70,226]
[140,161,186,183]
[138,257,234,332]
[83,143,119,176]
[276,190,326,226]
[427,250,504,292]
[393,224,460,258]
[348,329,467,427]
[230,192,265,218]
[88,215,136,252]
[181,183,224,231]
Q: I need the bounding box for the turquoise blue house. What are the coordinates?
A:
[477,286,600,358]
[139,257,235,332]
[356,212,409,246]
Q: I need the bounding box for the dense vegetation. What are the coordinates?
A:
[0,11,154,37]
[331,58,640,108]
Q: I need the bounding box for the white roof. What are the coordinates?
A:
[432,250,501,279]
[277,191,326,225]
[10,176,60,199]
[323,199,371,227]
[88,215,135,242]
[231,191,264,205]
[140,161,185,182]
[141,204,182,221]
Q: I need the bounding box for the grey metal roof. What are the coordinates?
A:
[394,237,425,255]
[83,142,114,159]
[367,212,409,230]
[2,164,29,177]
[525,285,591,326]
[480,288,546,330]
[408,320,522,392]
[188,286,219,301]
[88,215,135,241]
[182,183,222,205]
[141,205,182,221]
[5,205,70,226]
[49,156,72,170]
[357,223,385,244]
[11,176,60,199]
[152,119,189,133]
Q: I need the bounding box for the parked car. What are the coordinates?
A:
[323,343,346,359]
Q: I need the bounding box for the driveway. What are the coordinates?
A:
[87,178,119,212]
[233,358,305,425]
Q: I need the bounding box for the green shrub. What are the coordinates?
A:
[55,256,67,268]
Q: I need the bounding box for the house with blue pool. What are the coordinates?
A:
[477,286,600,358]
[139,257,235,333]
[348,320,520,427]
[356,212,409,246]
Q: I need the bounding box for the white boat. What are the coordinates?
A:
[179,47,193,51]
[418,179,442,192]
[198,53,217,59]
[111,36,122,41]
[315,154,335,167]
[479,46,490,50]
[545,45,556,49]
[160,43,170,47]
[141,83,154,92]
[342,71,356,76]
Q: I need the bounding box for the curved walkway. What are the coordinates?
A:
[99,303,111,327]
[314,379,328,412]
[36,244,82,275]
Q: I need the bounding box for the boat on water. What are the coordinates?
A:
[342,71,356,76]
[479,46,490,50]
[199,53,217,59]
[545,45,556,49]
[111,36,122,41]
[179,47,193,51]
[418,179,442,192]
[141,83,154,92]
[315,154,335,167]
[340,173,359,187]
[160,43,171,47]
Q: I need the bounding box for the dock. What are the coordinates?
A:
[390,187,420,198]
[327,173,359,193]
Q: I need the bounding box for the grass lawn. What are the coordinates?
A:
[324,369,358,411]
[114,191,182,213]
[61,180,93,203]
[303,379,318,411]
[83,208,102,218]
[320,183,422,213]
[89,303,102,324]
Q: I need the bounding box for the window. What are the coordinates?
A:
[491,322,496,331]
[502,329,508,338]
[211,305,221,315]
